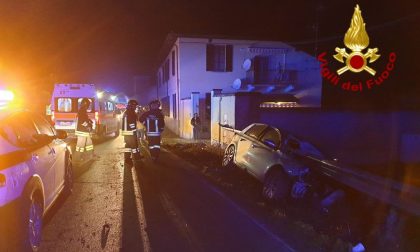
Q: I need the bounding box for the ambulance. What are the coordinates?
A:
[50,84,120,138]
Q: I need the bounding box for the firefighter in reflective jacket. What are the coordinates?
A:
[121,99,141,164]
[75,98,94,163]
[139,100,165,158]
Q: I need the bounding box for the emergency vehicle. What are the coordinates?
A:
[50,83,120,138]
[0,89,72,251]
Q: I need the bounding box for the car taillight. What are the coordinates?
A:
[0,174,6,187]
[95,112,99,124]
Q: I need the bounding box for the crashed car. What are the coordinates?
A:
[222,123,325,201]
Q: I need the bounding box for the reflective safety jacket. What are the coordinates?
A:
[75,108,93,137]
[121,110,138,136]
[139,109,165,137]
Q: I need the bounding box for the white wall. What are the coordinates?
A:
[157,41,178,100]
[157,40,181,134]
[178,37,298,100]
[211,93,236,145]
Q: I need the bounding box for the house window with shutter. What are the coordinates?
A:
[164,59,170,82]
[206,44,233,72]
[171,51,176,76]
[172,93,177,119]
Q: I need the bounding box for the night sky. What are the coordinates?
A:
[0,0,419,107]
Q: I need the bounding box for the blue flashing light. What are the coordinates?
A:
[265,86,275,93]
[247,84,255,92]
[283,84,294,93]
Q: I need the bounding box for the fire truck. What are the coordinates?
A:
[50,84,120,138]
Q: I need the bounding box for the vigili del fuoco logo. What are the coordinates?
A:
[318,4,396,92]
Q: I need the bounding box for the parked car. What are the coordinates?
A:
[0,109,73,251]
[222,123,325,201]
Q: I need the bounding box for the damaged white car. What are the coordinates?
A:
[222,123,325,202]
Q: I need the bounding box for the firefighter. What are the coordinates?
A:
[75,98,94,163]
[139,100,165,160]
[121,99,141,164]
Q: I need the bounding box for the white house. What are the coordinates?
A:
[155,33,322,138]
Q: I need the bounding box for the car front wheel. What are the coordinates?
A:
[64,153,73,194]
[262,169,291,202]
[222,145,235,168]
[20,188,43,252]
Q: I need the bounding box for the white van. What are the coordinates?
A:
[50,83,120,138]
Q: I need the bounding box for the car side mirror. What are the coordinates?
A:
[33,134,54,145]
[263,139,278,149]
[55,130,68,140]
[287,139,300,150]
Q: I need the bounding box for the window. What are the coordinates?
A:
[0,120,19,146]
[260,127,281,148]
[32,115,55,136]
[3,114,38,147]
[107,102,114,112]
[77,98,94,112]
[254,55,270,84]
[172,94,177,119]
[164,59,170,82]
[57,98,72,112]
[206,44,233,72]
[161,96,170,117]
[205,93,211,120]
[245,124,267,139]
[171,51,176,76]
[158,71,162,87]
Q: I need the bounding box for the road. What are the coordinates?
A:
[39,136,295,252]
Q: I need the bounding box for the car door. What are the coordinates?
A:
[9,113,56,205]
[236,124,267,169]
[32,114,66,197]
[246,127,282,181]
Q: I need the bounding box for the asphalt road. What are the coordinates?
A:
[39,136,295,252]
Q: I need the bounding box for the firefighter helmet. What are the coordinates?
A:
[80,98,91,108]
[127,99,139,110]
[149,99,161,109]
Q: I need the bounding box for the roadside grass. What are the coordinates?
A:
[163,142,354,252]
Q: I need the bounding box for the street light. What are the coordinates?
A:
[97,91,104,99]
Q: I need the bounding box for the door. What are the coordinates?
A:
[236,124,267,168]
[247,127,282,181]
[32,115,66,196]
[9,113,56,205]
